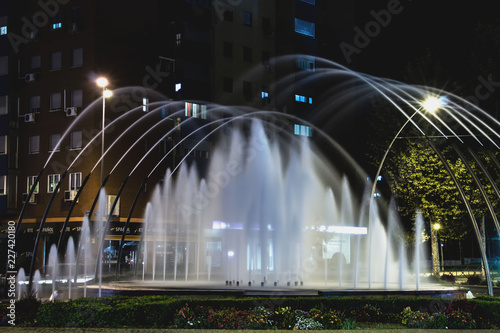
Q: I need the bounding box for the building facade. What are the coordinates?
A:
[0,0,356,278]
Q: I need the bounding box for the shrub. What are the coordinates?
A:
[467,274,482,285]
[440,273,456,284]
[16,291,42,326]
[400,307,429,328]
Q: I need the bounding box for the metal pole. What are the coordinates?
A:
[101,87,105,185]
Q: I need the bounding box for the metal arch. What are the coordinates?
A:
[427,139,493,296]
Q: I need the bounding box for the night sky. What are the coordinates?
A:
[329,1,500,169]
[352,0,499,79]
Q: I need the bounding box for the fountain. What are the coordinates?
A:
[138,118,425,289]
[15,57,500,297]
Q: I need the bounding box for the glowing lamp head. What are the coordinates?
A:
[103,89,113,98]
[96,77,109,88]
[433,223,441,230]
[422,96,447,112]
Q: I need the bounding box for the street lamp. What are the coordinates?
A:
[370,96,446,199]
[432,223,441,277]
[96,77,112,185]
[95,77,111,298]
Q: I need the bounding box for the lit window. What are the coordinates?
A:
[48,174,61,193]
[142,97,149,112]
[175,83,182,92]
[50,92,62,110]
[0,175,5,195]
[1,26,7,35]
[106,195,120,216]
[29,136,40,154]
[69,172,82,191]
[295,18,315,38]
[294,124,312,137]
[176,33,181,47]
[297,57,315,71]
[27,176,39,193]
[295,94,313,104]
[261,91,269,98]
[243,11,252,26]
[70,131,82,150]
[0,135,6,154]
[51,22,62,30]
[185,102,207,119]
[49,134,61,152]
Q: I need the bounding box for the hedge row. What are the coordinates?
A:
[3,294,500,328]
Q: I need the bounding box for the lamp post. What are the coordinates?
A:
[431,223,441,277]
[95,77,111,297]
[96,77,111,185]
[370,96,446,199]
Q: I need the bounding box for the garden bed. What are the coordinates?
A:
[2,294,499,329]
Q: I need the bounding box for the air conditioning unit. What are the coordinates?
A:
[69,22,79,33]
[266,65,273,73]
[22,193,37,204]
[65,107,77,117]
[25,73,37,82]
[24,113,35,123]
[64,190,78,202]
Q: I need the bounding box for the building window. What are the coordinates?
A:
[294,124,313,137]
[175,83,182,92]
[224,9,233,22]
[49,134,61,152]
[176,33,181,47]
[295,94,313,104]
[142,97,149,112]
[31,55,41,70]
[106,195,120,216]
[243,11,252,26]
[69,172,81,191]
[243,46,252,62]
[50,52,62,70]
[223,41,233,57]
[295,18,315,38]
[185,102,207,119]
[0,175,5,195]
[0,135,6,154]
[29,135,40,154]
[50,92,62,110]
[71,90,82,107]
[0,95,7,115]
[223,77,233,93]
[27,176,39,193]
[51,12,62,30]
[297,57,315,71]
[0,56,7,75]
[243,81,252,101]
[70,131,82,150]
[72,48,83,67]
[30,96,40,113]
[48,174,61,193]
[0,26,6,35]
